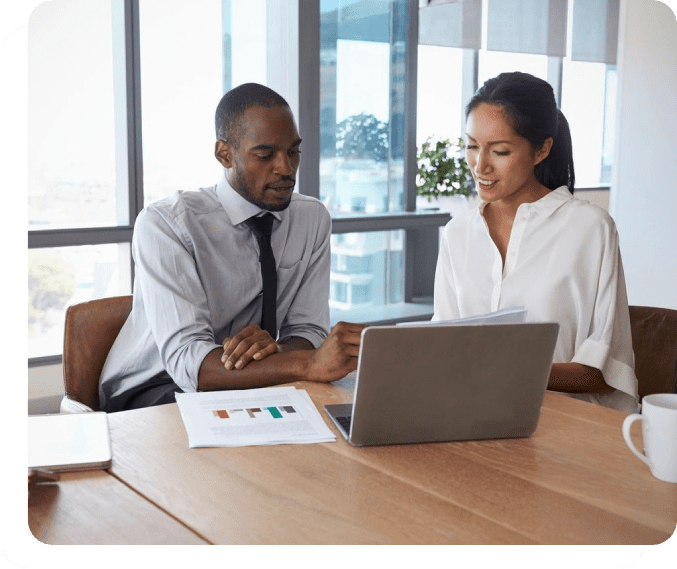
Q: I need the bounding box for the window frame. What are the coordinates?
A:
[28,0,612,367]
[28,0,143,367]
[28,0,447,367]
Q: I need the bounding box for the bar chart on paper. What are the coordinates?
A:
[212,406,297,420]
[176,387,336,448]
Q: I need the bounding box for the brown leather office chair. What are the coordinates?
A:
[629,305,677,400]
[60,295,133,413]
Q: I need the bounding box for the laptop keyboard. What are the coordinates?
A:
[335,415,352,434]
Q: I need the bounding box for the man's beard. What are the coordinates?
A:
[231,168,293,212]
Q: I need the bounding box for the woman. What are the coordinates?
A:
[433,71,638,413]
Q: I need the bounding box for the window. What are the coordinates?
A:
[28,0,437,366]
[139,0,223,205]
[319,0,409,217]
[139,0,269,205]
[417,0,618,193]
[318,0,426,321]
[561,60,616,186]
[28,0,619,365]
[28,245,131,359]
[416,45,464,147]
[329,230,404,311]
[28,0,119,229]
[27,0,133,362]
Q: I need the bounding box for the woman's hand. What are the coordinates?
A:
[221,324,280,370]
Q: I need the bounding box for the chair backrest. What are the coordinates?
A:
[62,295,133,411]
[629,305,677,400]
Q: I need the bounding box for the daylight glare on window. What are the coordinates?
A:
[28,0,117,229]
[139,0,224,206]
[416,45,464,147]
[562,60,615,187]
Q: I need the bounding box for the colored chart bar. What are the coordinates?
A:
[267,407,282,419]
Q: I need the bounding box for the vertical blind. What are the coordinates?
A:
[571,0,620,64]
[486,0,567,56]
[418,0,482,49]
[419,0,619,64]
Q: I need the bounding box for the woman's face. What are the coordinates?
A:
[465,103,551,206]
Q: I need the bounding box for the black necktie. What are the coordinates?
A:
[245,213,277,339]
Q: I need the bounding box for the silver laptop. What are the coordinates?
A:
[325,322,559,446]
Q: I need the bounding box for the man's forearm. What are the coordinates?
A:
[278,336,315,351]
[200,322,363,391]
[198,347,316,391]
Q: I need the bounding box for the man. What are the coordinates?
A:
[99,83,363,412]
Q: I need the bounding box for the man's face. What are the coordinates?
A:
[216,105,301,211]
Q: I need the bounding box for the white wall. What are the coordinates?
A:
[610,0,677,309]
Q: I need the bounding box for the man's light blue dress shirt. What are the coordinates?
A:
[99,175,331,411]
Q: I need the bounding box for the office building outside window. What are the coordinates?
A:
[319,0,409,317]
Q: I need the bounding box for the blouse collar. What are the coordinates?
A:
[478,185,573,219]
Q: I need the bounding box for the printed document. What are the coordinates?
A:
[176,386,336,448]
[397,306,528,327]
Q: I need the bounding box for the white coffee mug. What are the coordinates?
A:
[622,393,677,483]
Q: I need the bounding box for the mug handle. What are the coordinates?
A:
[622,414,651,467]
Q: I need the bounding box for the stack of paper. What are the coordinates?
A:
[176,386,336,448]
[397,306,528,327]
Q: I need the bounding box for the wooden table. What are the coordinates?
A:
[95,377,676,545]
[27,470,207,545]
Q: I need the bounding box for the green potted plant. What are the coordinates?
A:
[416,137,475,204]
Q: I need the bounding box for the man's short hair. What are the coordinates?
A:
[215,83,290,147]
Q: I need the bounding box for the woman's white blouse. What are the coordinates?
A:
[433,186,639,413]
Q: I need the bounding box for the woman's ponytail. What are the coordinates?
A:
[535,109,575,194]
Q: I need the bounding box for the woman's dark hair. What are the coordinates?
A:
[465,72,575,194]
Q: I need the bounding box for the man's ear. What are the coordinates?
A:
[215,140,233,168]
[534,137,553,166]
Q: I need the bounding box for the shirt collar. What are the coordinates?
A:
[215,172,283,226]
[478,185,572,219]
[526,186,573,218]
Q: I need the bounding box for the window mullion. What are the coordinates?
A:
[112,0,143,288]
[128,0,144,222]
[28,227,134,249]
[403,0,418,213]
[548,56,563,107]
[461,49,479,131]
